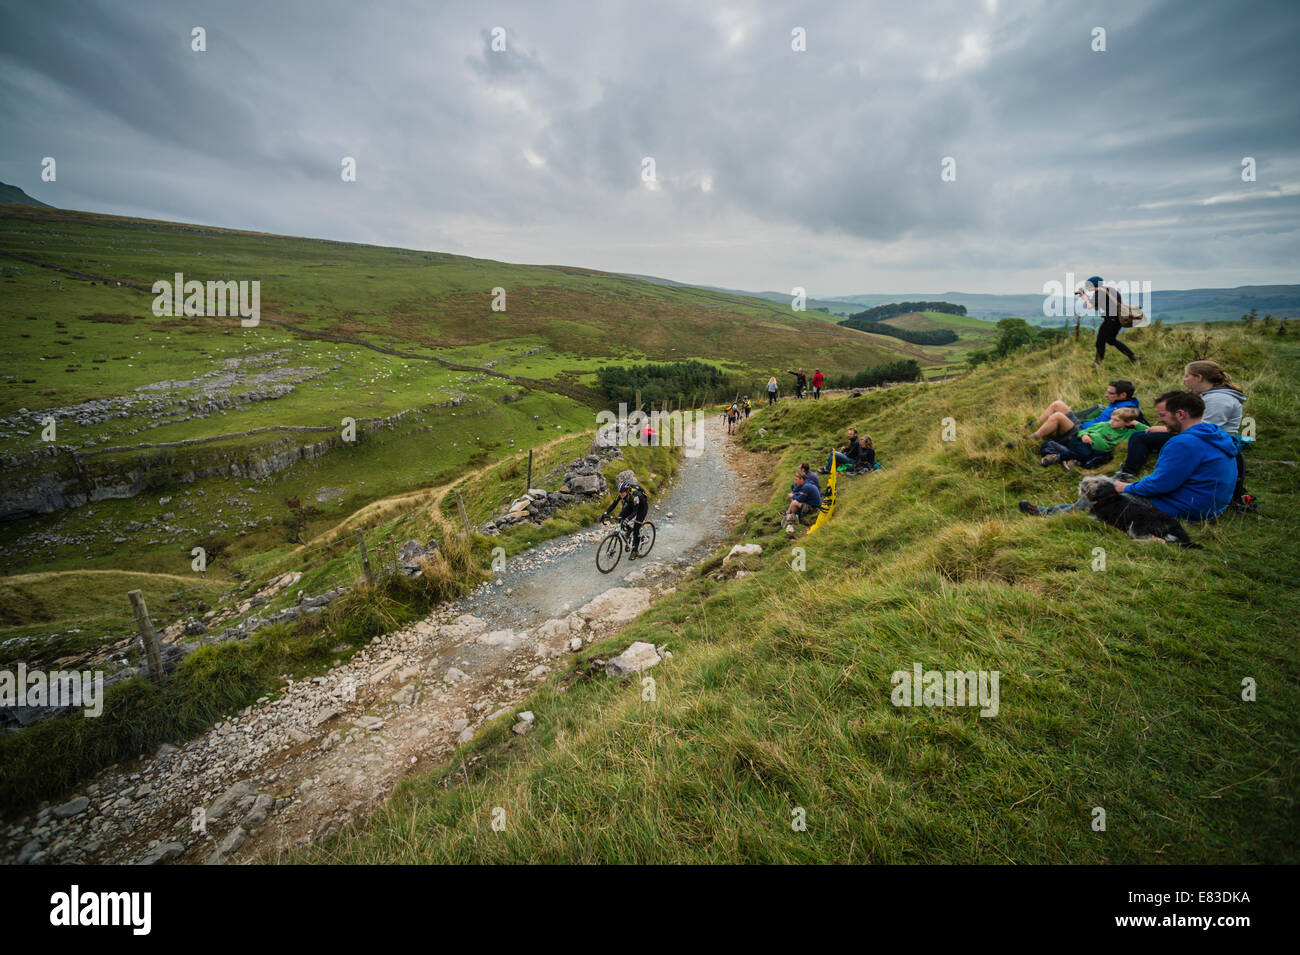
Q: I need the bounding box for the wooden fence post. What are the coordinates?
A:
[127,590,164,682]
[454,490,472,537]
[355,530,374,586]
[526,449,533,493]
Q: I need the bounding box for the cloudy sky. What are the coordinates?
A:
[2,0,1297,295]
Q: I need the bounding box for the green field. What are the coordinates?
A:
[303,322,1299,863]
[832,310,1002,377]
[0,201,944,681]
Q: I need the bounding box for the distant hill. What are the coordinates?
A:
[824,288,1300,325]
[0,182,52,208]
[623,273,854,320]
[626,275,1300,326]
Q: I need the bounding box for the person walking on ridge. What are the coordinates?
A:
[1077,275,1137,366]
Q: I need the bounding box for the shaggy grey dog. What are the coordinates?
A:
[1077,475,1202,548]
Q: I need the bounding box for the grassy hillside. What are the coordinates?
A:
[0,202,941,665]
[303,322,1298,863]
[621,273,859,319]
[884,310,999,371]
[0,203,917,389]
[0,183,51,208]
[834,311,999,378]
[830,289,1300,325]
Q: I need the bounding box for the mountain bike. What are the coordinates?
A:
[595,516,656,573]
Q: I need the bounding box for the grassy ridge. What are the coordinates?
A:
[302,322,1299,863]
[0,200,925,644]
[838,311,999,378]
[0,203,917,393]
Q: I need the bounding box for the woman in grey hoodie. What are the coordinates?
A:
[1117,360,1249,503]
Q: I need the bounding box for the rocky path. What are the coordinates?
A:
[1,417,770,864]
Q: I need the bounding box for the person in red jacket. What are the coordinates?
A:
[811,369,824,399]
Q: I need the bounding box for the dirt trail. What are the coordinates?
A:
[1,417,772,865]
[0,569,211,586]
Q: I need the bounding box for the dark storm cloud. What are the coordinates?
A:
[0,0,1295,292]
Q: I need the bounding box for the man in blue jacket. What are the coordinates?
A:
[1020,390,1236,520]
[1112,390,1237,520]
[785,465,822,531]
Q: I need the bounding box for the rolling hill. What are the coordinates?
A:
[826,288,1300,325]
[0,183,51,209]
[0,201,935,663]
[624,273,1300,326]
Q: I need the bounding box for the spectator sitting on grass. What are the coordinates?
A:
[794,461,820,492]
[820,427,863,474]
[1009,380,1139,448]
[1019,390,1237,521]
[858,434,876,470]
[1040,407,1147,470]
[786,463,822,528]
[1114,360,1252,511]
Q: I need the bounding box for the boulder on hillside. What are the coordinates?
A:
[567,474,603,495]
[397,539,439,577]
[605,641,664,677]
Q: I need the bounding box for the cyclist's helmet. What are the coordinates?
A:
[618,480,633,494]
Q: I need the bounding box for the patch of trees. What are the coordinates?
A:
[597,359,732,405]
[966,319,1064,368]
[824,359,922,390]
[836,319,960,346]
[843,301,968,322]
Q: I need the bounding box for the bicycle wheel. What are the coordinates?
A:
[636,522,656,557]
[595,531,623,573]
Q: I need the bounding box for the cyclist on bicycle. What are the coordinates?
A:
[601,480,650,560]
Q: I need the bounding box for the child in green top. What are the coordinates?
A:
[1041,407,1147,469]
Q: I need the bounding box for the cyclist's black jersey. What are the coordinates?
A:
[603,487,649,522]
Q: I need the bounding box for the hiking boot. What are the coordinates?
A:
[1018,500,1044,517]
[1062,459,1076,471]
[1040,453,1060,467]
[817,466,831,475]
[627,552,638,561]
[1111,471,1135,482]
